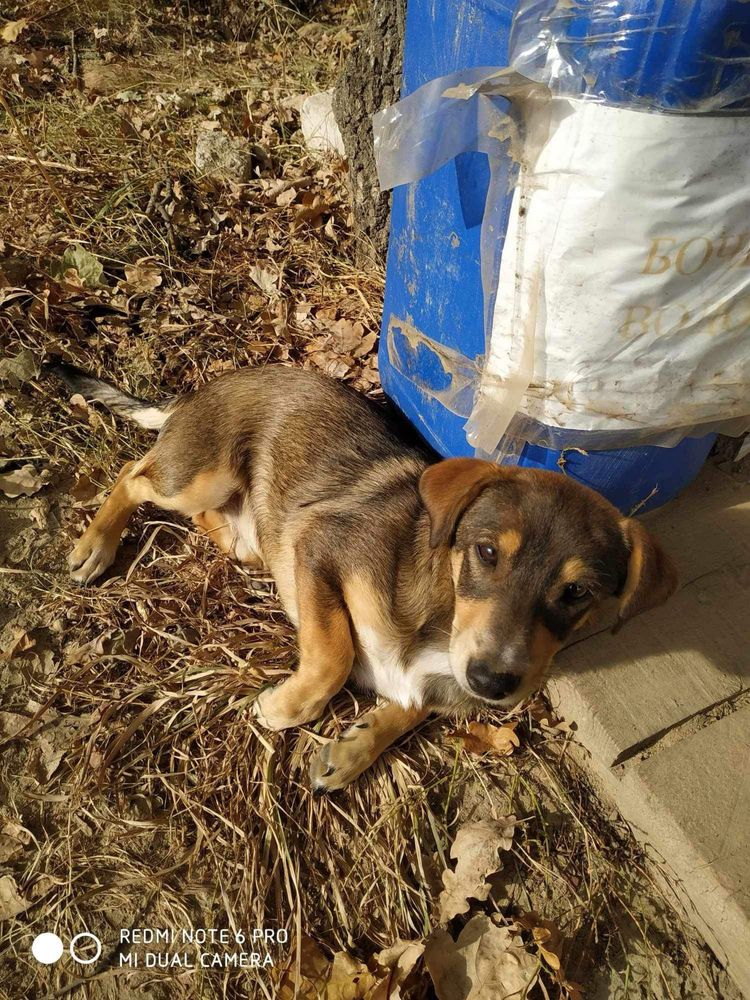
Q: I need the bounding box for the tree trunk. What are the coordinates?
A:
[333,0,406,265]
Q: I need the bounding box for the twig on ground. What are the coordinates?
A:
[0,154,93,174]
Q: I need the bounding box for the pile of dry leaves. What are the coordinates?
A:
[279,806,583,999]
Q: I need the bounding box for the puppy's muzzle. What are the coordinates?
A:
[465,660,522,702]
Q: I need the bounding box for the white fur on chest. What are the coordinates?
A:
[351,628,454,708]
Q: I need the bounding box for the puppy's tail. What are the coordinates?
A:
[48,361,174,431]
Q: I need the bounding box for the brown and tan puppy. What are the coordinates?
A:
[51,363,677,792]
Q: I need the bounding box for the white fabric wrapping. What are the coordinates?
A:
[481,100,750,438]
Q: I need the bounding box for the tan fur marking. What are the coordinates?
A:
[152,468,237,516]
[192,509,234,551]
[526,622,562,691]
[529,622,562,663]
[449,596,495,676]
[497,528,522,558]
[616,517,677,628]
[453,596,494,634]
[343,574,390,634]
[559,556,590,586]
[450,550,463,588]
[68,460,148,584]
[619,535,644,609]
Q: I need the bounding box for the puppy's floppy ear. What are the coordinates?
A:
[419,458,503,548]
[613,518,678,632]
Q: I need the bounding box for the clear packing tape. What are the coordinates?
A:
[373,5,750,458]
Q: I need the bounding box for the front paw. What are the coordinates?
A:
[309,726,370,793]
[251,681,326,731]
[68,530,117,585]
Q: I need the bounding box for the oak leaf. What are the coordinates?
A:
[438,817,515,921]
[0,875,30,920]
[1,19,27,43]
[0,464,51,498]
[425,915,538,1000]
[457,720,520,757]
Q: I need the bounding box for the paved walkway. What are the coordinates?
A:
[549,466,750,997]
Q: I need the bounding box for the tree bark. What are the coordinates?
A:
[333,0,406,265]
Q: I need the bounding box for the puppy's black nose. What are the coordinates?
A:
[466,661,522,701]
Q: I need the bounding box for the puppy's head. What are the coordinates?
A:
[420,458,677,707]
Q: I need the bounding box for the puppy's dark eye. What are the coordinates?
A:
[476,543,497,566]
[562,582,589,603]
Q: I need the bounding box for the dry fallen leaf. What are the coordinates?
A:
[293,191,329,228]
[0,464,51,498]
[67,395,105,432]
[0,628,35,662]
[353,331,377,359]
[0,875,30,920]
[0,348,40,386]
[533,924,562,971]
[276,186,297,207]
[123,257,162,294]
[68,393,92,421]
[528,696,572,734]
[307,352,353,380]
[425,915,538,1000]
[457,720,521,757]
[563,979,585,1000]
[70,470,103,503]
[324,215,338,242]
[438,816,516,922]
[1,18,27,43]
[531,922,561,970]
[275,937,332,999]
[0,821,31,864]
[31,736,65,784]
[247,265,280,299]
[316,304,338,324]
[373,940,425,999]
[275,938,388,1000]
[326,951,381,1000]
[0,712,28,738]
[517,912,577,989]
[330,317,365,354]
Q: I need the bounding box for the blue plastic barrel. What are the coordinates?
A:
[378,0,750,514]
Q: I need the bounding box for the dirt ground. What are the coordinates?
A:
[0,3,742,999]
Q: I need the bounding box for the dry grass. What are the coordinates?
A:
[0,3,738,998]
